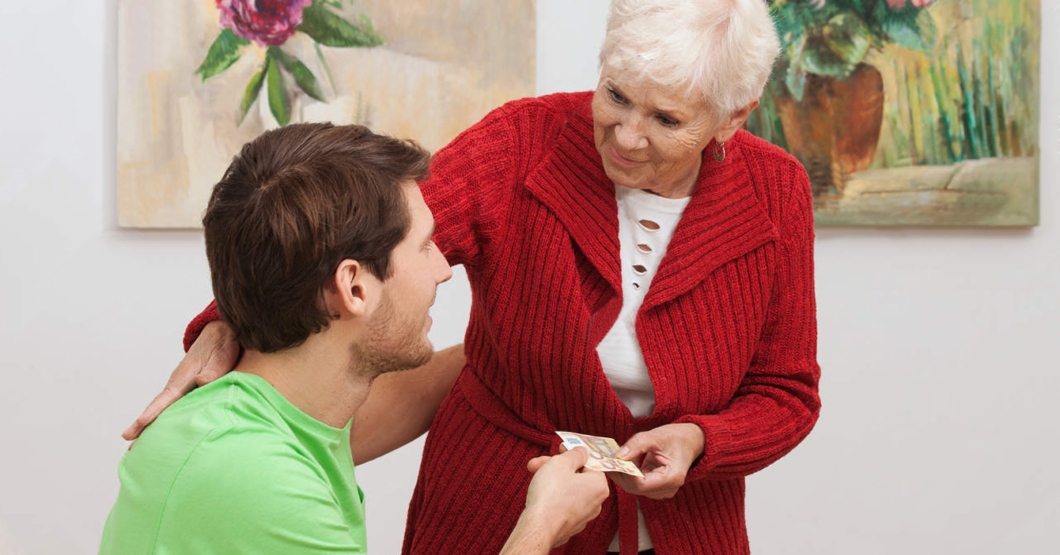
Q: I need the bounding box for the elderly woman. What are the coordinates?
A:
[132,1,819,554]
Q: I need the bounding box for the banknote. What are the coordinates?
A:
[555,431,644,477]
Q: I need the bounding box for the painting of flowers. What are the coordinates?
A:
[746,0,1040,226]
[117,0,535,228]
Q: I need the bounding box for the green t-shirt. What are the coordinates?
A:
[99,372,367,554]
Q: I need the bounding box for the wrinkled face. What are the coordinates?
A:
[592,65,722,198]
[359,184,452,373]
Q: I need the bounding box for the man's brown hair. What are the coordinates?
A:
[203,123,430,353]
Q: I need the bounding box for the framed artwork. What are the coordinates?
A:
[746,0,1040,226]
[117,0,535,228]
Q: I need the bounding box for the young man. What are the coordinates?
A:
[99,123,607,555]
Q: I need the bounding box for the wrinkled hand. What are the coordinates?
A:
[609,423,705,499]
[523,448,609,548]
[121,321,240,440]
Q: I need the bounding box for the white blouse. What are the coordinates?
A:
[596,184,690,552]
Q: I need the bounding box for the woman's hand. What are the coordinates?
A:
[121,321,240,440]
[609,423,705,499]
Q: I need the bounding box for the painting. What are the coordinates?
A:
[117,0,535,228]
[746,0,1040,226]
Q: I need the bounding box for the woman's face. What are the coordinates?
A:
[592,66,737,198]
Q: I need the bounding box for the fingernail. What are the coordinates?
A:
[616,448,629,458]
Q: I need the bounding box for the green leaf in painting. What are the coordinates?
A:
[297,3,384,48]
[781,38,808,100]
[269,47,326,101]
[266,54,291,126]
[882,21,924,50]
[880,9,932,51]
[238,66,267,124]
[823,14,871,69]
[195,29,250,81]
[785,64,807,103]
[802,38,855,79]
[914,9,937,51]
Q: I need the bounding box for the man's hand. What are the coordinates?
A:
[501,448,609,555]
[121,321,240,440]
[608,423,705,499]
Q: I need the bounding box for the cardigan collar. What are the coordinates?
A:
[523,96,623,294]
[523,94,777,309]
[643,130,779,311]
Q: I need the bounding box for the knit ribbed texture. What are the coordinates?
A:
[185,301,220,352]
[403,92,820,555]
[185,92,820,555]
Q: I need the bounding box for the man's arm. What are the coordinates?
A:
[500,449,609,555]
[350,344,465,464]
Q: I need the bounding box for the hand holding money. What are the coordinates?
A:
[556,431,644,477]
[509,448,609,553]
[608,423,705,500]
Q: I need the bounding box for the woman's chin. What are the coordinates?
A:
[602,167,638,190]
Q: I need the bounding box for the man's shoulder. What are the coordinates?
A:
[163,427,326,504]
[133,373,291,454]
[123,374,318,500]
[108,440,361,554]
[157,428,363,549]
[103,374,366,555]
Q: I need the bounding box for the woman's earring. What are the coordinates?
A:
[713,141,726,162]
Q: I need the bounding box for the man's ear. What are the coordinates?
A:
[331,259,374,318]
[713,99,760,144]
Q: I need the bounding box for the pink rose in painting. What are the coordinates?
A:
[217,0,313,47]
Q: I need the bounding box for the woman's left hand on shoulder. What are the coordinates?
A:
[610,423,706,499]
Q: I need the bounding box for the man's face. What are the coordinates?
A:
[357,184,452,374]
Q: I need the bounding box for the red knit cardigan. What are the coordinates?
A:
[185,92,820,555]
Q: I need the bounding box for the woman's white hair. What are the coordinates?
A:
[599,0,780,115]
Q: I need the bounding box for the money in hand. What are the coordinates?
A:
[556,431,644,477]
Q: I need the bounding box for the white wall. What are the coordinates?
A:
[0,1,1056,554]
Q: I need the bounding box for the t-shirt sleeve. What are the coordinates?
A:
[155,432,367,554]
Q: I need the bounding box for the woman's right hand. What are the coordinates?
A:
[121,321,240,440]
